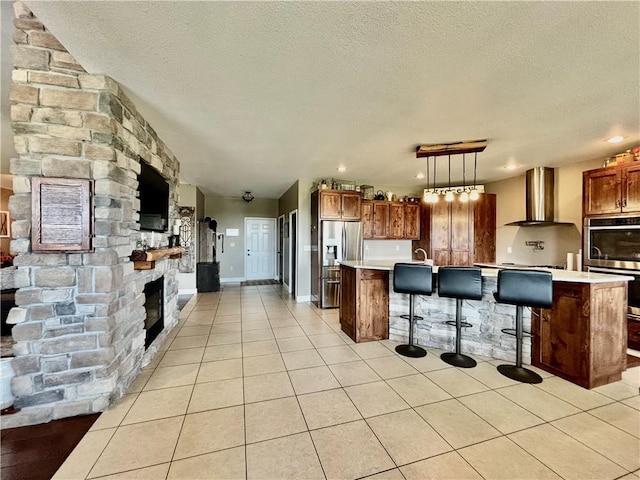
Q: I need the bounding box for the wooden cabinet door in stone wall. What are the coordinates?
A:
[32,177,93,252]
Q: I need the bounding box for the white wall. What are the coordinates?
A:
[295,179,314,301]
[205,195,278,281]
[485,157,603,267]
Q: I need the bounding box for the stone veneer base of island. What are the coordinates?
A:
[340,261,631,389]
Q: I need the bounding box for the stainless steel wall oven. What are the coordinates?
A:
[584,215,640,349]
[584,216,640,270]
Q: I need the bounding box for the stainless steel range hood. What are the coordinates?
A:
[506,167,573,227]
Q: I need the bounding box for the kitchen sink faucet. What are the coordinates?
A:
[414,248,428,263]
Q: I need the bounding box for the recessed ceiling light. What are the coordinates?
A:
[416,173,425,179]
[607,135,624,144]
[504,164,518,170]
[337,166,346,172]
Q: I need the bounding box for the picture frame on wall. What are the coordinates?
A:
[0,211,9,238]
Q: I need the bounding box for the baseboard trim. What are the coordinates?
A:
[178,288,197,294]
[220,277,245,283]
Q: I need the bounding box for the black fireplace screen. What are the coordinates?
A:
[144,276,164,349]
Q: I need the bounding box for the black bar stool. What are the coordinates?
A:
[438,266,483,368]
[393,263,433,358]
[494,269,553,384]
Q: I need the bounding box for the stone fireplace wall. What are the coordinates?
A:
[5,2,181,427]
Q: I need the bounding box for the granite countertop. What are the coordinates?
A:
[339,260,634,284]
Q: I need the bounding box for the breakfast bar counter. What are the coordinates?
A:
[339,261,632,388]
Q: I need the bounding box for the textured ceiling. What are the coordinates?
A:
[3,1,639,198]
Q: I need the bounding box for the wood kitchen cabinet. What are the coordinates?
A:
[389,203,405,238]
[583,162,640,216]
[413,194,496,266]
[361,201,373,238]
[403,203,420,239]
[372,202,390,239]
[316,189,362,221]
[361,200,420,240]
[340,264,389,342]
[531,280,628,389]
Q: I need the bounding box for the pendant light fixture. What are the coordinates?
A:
[417,139,486,203]
[423,156,431,202]
[445,155,454,202]
[431,155,439,203]
[459,153,469,203]
[470,152,480,201]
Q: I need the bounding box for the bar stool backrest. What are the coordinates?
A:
[438,267,483,300]
[495,269,553,308]
[393,263,433,296]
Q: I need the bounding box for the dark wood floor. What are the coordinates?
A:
[1,413,99,480]
[627,353,640,368]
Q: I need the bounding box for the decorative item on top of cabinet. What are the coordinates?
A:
[412,193,495,266]
[583,162,640,216]
[316,189,362,221]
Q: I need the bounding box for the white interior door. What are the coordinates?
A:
[245,217,276,280]
[290,210,297,296]
[277,214,285,283]
[283,220,291,291]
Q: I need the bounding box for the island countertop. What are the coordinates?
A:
[339,260,633,284]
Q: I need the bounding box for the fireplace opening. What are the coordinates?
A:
[144,277,164,349]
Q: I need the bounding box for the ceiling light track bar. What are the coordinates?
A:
[416,139,487,158]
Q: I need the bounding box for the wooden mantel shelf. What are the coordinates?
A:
[130,247,184,270]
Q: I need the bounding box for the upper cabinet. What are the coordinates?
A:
[372,202,390,239]
[403,203,420,239]
[362,200,420,240]
[413,194,496,266]
[318,190,362,221]
[583,163,640,216]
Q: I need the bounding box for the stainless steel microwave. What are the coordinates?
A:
[584,215,640,270]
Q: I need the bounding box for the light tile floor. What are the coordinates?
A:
[54,285,640,480]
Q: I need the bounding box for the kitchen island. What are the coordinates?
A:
[340,261,632,388]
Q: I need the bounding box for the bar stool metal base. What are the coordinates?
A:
[440,352,477,368]
[395,344,427,358]
[497,364,543,384]
[400,314,423,321]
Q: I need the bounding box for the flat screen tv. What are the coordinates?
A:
[138,160,169,232]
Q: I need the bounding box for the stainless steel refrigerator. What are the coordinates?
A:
[312,221,363,308]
